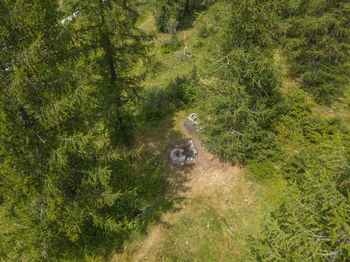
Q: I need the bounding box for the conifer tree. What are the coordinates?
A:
[61,0,148,145]
[283,0,350,103]
[0,0,155,260]
[153,0,216,32]
[255,154,350,261]
[196,0,281,163]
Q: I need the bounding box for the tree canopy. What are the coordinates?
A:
[0,0,161,260]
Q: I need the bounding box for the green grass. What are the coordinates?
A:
[136,10,156,33]
[115,181,268,261]
[156,196,266,262]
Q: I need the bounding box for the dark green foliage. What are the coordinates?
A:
[254,90,350,261]
[283,0,350,103]
[139,69,199,121]
[165,69,198,105]
[139,86,173,121]
[61,0,149,145]
[281,86,315,119]
[277,86,349,147]
[255,155,350,261]
[192,2,350,258]
[301,116,346,143]
[221,0,280,51]
[1,0,350,260]
[160,40,182,54]
[198,80,279,163]
[153,0,216,32]
[158,15,181,53]
[0,0,163,260]
[196,0,281,164]
[194,2,223,38]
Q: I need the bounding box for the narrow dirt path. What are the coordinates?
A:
[112,114,261,261]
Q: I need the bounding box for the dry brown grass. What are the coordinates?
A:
[112,112,264,261]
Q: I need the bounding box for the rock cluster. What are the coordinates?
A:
[169,148,187,165]
[168,139,198,165]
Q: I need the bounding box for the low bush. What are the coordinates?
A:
[138,69,199,121]
[138,86,174,121]
[246,160,277,181]
[153,0,216,33]
[159,40,181,54]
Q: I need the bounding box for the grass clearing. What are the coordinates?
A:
[137,10,156,33]
[113,107,267,261]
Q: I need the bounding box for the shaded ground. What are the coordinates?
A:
[112,112,264,261]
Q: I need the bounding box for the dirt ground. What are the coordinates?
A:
[112,113,259,261]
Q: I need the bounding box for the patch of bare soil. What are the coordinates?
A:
[113,119,248,262]
[176,121,242,198]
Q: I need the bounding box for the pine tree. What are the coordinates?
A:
[153,0,216,32]
[61,0,148,145]
[0,0,156,260]
[196,0,281,164]
[283,0,350,103]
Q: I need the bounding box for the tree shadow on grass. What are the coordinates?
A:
[64,113,196,261]
[133,114,196,195]
[105,114,196,259]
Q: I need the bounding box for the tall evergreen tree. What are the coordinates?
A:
[61,0,148,145]
[283,0,350,103]
[153,0,216,32]
[255,149,350,261]
[196,0,281,164]
[0,0,157,260]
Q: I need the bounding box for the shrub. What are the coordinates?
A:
[153,0,217,33]
[160,40,181,54]
[138,68,199,121]
[284,86,314,119]
[246,160,277,181]
[146,58,168,78]
[139,86,174,121]
[166,73,198,106]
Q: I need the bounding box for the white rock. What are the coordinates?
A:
[189,139,198,155]
[188,113,199,125]
[60,11,80,25]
